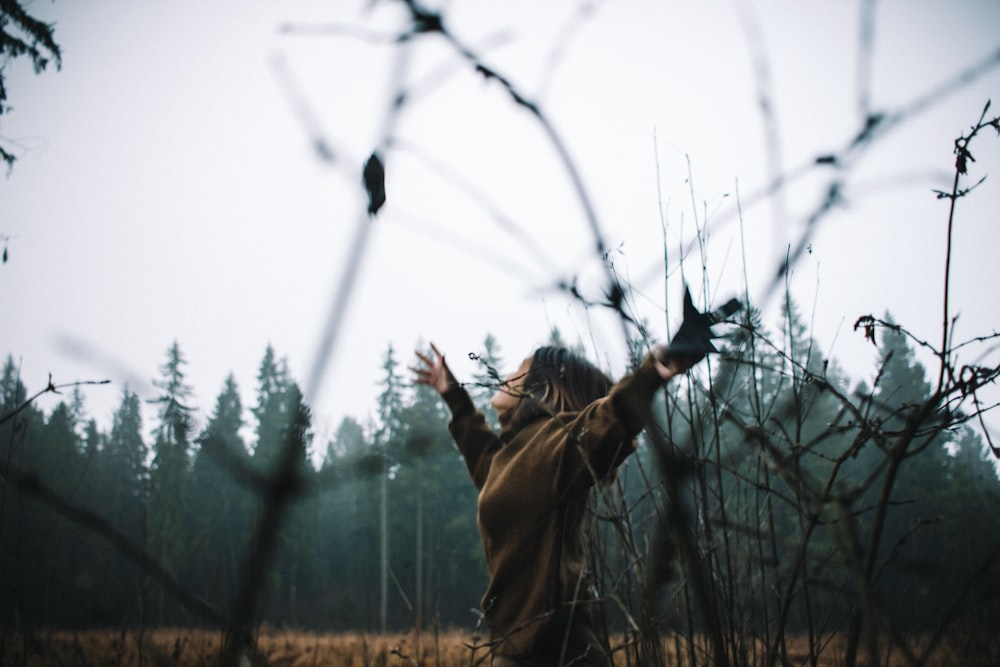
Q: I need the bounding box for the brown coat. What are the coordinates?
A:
[442,355,664,661]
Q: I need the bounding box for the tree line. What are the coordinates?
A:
[2,304,999,654]
[0,339,490,633]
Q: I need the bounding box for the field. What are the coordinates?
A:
[2,627,995,667]
[4,628,474,667]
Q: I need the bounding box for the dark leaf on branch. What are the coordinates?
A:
[661,286,743,360]
[853,314,878,346]
[363,151,386,216]
[955,145,974,175]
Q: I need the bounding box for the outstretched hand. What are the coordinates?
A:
[411,343,457,396]
[651,285,744,382]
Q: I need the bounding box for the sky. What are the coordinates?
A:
[2,0,999,458]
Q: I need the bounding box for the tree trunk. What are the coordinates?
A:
[380,462,388,633]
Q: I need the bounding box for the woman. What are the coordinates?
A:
[412,341,699,666]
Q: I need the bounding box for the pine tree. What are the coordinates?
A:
[42,401,82,488]
[0,355,43,462]
[147,340,195,625]
[0,360,41,625]
[251,344,292,472]
[81,418,103,459]
[317,415,375,628]
[31,400,86,625]
[0,355,26,411]
[189,374,249,612]
[105,386,148,525]
[247,346,316,624]
[375,344,405,448]
[275,382,318,625]
[323,415,366,465]
[373,343,405,632]
[92,385,148,626]
[937,427,1000,630]
[855,316,954,630]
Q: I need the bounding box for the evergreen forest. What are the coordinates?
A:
[3,303,999,662]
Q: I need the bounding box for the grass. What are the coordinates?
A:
[3,627,995,666]
[2,627,480,667]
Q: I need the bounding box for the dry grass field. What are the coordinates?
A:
[3,627,477,667]
[2,627,995,667]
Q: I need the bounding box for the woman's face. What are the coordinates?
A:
[491,355,532,417]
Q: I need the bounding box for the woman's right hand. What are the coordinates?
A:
[411,342,457,396]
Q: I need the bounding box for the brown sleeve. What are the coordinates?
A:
[442,384,502,490]
[607,354,665,433]
[558,354,664,485]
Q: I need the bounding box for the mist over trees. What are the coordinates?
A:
[0,341,486,632]
[2,305,998,645]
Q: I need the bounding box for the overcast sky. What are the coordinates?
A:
[3,0,999,455]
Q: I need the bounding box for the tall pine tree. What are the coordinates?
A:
[251,344,291,472]
[93,385,148,626]
[147,340,195,625]
[373,344,405,632]
[189,374,249,614]
[248,346,316,624]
